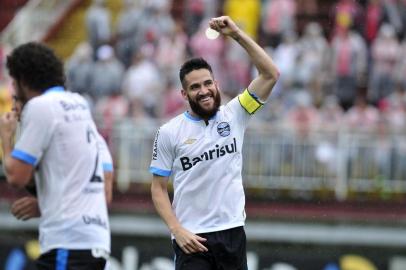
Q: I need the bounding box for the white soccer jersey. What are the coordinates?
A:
[150,90,263,234]
[12,87,110,254]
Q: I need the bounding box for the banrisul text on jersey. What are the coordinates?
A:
[180,138,237,171]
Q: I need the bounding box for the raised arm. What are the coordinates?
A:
[209,16,279,101]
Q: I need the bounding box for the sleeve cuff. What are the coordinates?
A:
[149,167,171,177]
[11,149,37,166]
[103,163,114,172]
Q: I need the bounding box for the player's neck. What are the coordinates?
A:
[187,110,210,125]
[25,90,41,100]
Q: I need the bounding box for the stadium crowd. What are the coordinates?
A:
[1,0,406,145]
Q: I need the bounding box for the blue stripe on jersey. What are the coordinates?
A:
[183,111,201,121]
[150,167,171,177]
[56,249,69,270]
[11,149,37,165]
[103,163,114,172]
[183,111,217,121]
[44,86,64,94]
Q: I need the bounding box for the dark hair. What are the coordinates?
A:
[179,57,213,88]
[6,42,65,93]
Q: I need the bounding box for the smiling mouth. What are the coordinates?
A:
[198,96,213,103]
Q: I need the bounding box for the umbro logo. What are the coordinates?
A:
[184,138,197,144]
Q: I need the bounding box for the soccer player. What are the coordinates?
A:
[150,16,279,270]
[10,133,115,220]
[0,42,110,269]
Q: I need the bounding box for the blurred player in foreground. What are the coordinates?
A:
[10,94,114,219]
[150,16,279,270]
[0,42,110,269]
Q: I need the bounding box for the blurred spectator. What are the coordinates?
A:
[297,22,329,106]
[139,1,176,45]
[189,19,225,86]
[344,96,380,132]
[331,0,364,37]
[147,0,172,11]
[345,96,381,180]
[393,136,406,179]
[254,97,284,126]
[283,92,320,177]
[368,23,400,105]
[89,45,125,100]
[386,83,406,106]
[155,20,188,84]
[315,96,343,174]
[261,0,297,48]
[399,0,406,40]
[381,0,404,38]
[122,43,164,118]
[381,85,406,133]
[183,0,204,37]
[224,0,261,40]
[204,0,220,21]
[94,89,130,149]
[296,0,318,18]
[364,0,383,44]
[86,0,111,59]
[372,116,393,179]
[115,0,145,67]
[161,80,186,120]
[395,36,406,90]
[330,28,367,110]
[271,31,299,98]
[318,95,344,133]
[222,38,251,97]
[285,91,319,140]
[65,42,93,96]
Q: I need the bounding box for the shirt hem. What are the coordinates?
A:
[41,244,110,255]
[193,222,245,234]
[171,222,245,239]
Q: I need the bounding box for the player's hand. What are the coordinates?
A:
[173,226,208,254]
[0,111,18,142]
[209,16,240,38]
[11,196,41,220]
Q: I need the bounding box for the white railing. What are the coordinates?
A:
[0,0,75,47]
[112,120,406,201]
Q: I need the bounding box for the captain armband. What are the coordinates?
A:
[238,89,265,115]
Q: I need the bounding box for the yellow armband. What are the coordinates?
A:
[238,89,264,114]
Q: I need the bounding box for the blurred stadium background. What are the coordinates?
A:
[1,0,406,269]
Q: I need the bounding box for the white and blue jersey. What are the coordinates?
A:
[12,86,110,254]
[150,90,263,234]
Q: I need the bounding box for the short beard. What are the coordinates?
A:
[188,91,221,119]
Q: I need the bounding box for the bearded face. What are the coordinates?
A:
[187,87,221,119]
[182,69,221,119]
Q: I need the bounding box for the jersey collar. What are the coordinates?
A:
[43,86,65,94]
[183,111,217,122]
